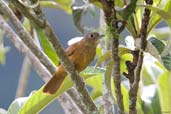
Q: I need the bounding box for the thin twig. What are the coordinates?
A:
[102,0,125,113]
[58,93,83,114]
[0,15,51,81]
[10,1,99,113]
[99,10,115,114]
[0,1,99,113]
[16,57,31,98]
[129,0,153,114]
[0,15,82,114]
[67,88,88,113]
[0,1,56,74]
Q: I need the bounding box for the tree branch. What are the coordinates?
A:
[0,15,82,114]
[0,1,99,114]
[101,0,125,113]
[0,15,51,81]
[16,57,31,98]
[99,10,115,114]
[0,1,56,74]
[9,1,99,113]
[129,0,153,114]
[58,93,83,114]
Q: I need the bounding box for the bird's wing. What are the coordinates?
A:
[65,43,78,57]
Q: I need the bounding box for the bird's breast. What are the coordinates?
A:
[70,46,96,72]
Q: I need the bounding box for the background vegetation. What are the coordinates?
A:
[0,0,171,114]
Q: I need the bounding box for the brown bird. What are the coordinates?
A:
[43,32,103,95]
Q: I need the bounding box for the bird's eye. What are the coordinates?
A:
[90,34,94,38]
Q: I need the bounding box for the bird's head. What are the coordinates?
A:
[83,32,104,46]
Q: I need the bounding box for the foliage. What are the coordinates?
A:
[2,0,171,114]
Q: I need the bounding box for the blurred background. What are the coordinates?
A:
[0,7,99,114]
[1,1,171,114]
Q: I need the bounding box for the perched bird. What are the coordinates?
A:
[43,32,103,95]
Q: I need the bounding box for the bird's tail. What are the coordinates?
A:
[43,70,66,95]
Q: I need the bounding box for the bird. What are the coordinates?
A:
[43,32,103,95]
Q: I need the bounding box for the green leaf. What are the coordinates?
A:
[104,60,113,92]
[86,74,103,99]
[142,66,154,85]
[150,91,161,114]
[37,29,59,65]
[41,0,73,13]
[138,4,171,20]
[126,15,137,38]
[88,0,103,9]
[164,0,171,27]
[118,0,137,20]
[119,46,132,55]
[143,56,164,82]
[18,67,104,114]
[120,53,133,73]
[95,51,111,68]
[0,32,10,64]
[0,46,10,64]
[148,0,171,33]
[96,45,102,58]
[95,46,131,68]
[146,40,162,63]
[55,0,73,6]
[148,37,165,54]
[39,1,72,14]
[157,71,171,113]
[8,97,28,114]
[161,55,171,71]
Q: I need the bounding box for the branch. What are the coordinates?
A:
[0,1,56,74]
[101,0,125,113]
[0,15,51,81]
[129,0,153,114]
[67,88,88,113]
[58,93,83,114]
[10,1,99,113]
[0,15,82,114]
[0,1,99,113]
[99,10,115,114]
[16,57,31,98]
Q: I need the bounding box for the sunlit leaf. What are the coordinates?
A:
[148,0,171,33]
[8,97,29,114]
[95,51,111,68]
[88,0,103,9]
[18,67,104,114]
[0,32,10,64]
[7,91,35,114]
[40,1,72,14]
[37,29,59,65]
[40,0,73,13]
[143,55,164,81]
[95,46,131,68]
[96,45,102,58]
[142,66,154,85]
[86,74,103,99]
[146,41,163,63]
[157,71,171,113]
[104,60,113,92]
[126,15,137,38]
[120,53,133,73]
[138,4,171,19]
